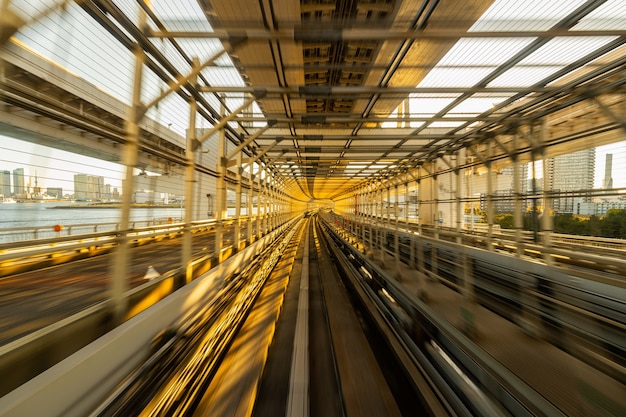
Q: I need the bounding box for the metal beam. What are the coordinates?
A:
[233,115,503,123]
[149,28,626,41]
[197,95,262,143]
[201,85,552,95]
[241,137,284,168]
[226,121,276,161]
[142,48,228,116]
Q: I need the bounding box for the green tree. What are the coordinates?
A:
[588,215,602,237]
[553,213,588,235]
[600,209,626,238]
[496,213,514,229]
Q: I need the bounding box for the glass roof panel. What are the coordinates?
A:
[429,121,465,128]
[488,66,563,87]
[407,94,461,115]
[446,95,515,115]
[151,0,207,21]
[470,0,588,32]
[418,67,495,88]
[437,38,536,66]
[573,0,626,30]
[488,37,618,88]
[518,37,618,66]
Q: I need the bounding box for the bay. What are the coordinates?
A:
[0,202,184,242]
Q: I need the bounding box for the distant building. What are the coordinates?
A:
[602,153,613,190]
[13,168,25,196]
[0,170,10,197]
[46,187,63,199]
[133,190,169,204]
[546,149,595,213]
[575,199,626,216]
[74,174,105,200]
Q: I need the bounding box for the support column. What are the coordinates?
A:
[540,119,554,266]
[369,189,374,255]
[394,183,400,273]
[111,13,145,323]
[361,189,366,251]
[513,132,524,257]
[486,157,494,251]
[378,188,385,263]
[248,164,254,243]
[215,101,226,263]
[263,167,269,235]
[455,153,462,244]
[404,174,410,233]
[416,169,426,298]
[460,151,476,336]
[407,176,415,269]
[431,170,439,278]
[182,59,198,281]
[235,150,242,252]
[255,168,262,238]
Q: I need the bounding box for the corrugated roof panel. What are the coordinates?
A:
[470,0,587,32]
[518,36,619,65]
[407,94,461,115]
[437,38,536,66]
[574,0,626,30]
[429,121,465,128]
[447,94,514,114]
[403,138,436,147]
[359,128,416,136]
[488,66,563,87]
[200,67,246,87]
[418,67,496,88]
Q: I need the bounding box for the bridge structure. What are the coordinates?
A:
[0,1,625,416]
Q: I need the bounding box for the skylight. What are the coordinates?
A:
[470,0,588,32]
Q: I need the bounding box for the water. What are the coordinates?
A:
[0,202,185,242]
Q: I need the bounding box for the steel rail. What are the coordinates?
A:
[318,214,568,417]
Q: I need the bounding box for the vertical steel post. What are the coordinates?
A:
[416,168,426,297]
[111,8,146,323]
[407,175,415,269]
[486,154,494,252]
[394,184,400,273]
[513,132,524,257]
[255,165,261,239]
[235,150,242,252]
[369,186,376,252]
[378,188,385,262]
[248,163,254,243]
[431,168,439,277]
[215,100,226,262]
[540,119,554,265]
[182,59,198,281]
[262,166,268,235]
[455,153,462,244]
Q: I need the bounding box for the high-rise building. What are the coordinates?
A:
[13,168,25,196]
[74,174,88,200]
[602,153,613,190]
[0,170,10,197]
[74,174,106,200]
[46,187,63,199]
[546,148,595,213]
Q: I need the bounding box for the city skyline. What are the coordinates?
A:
[1,135,625,193]
[0,136,124,194]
